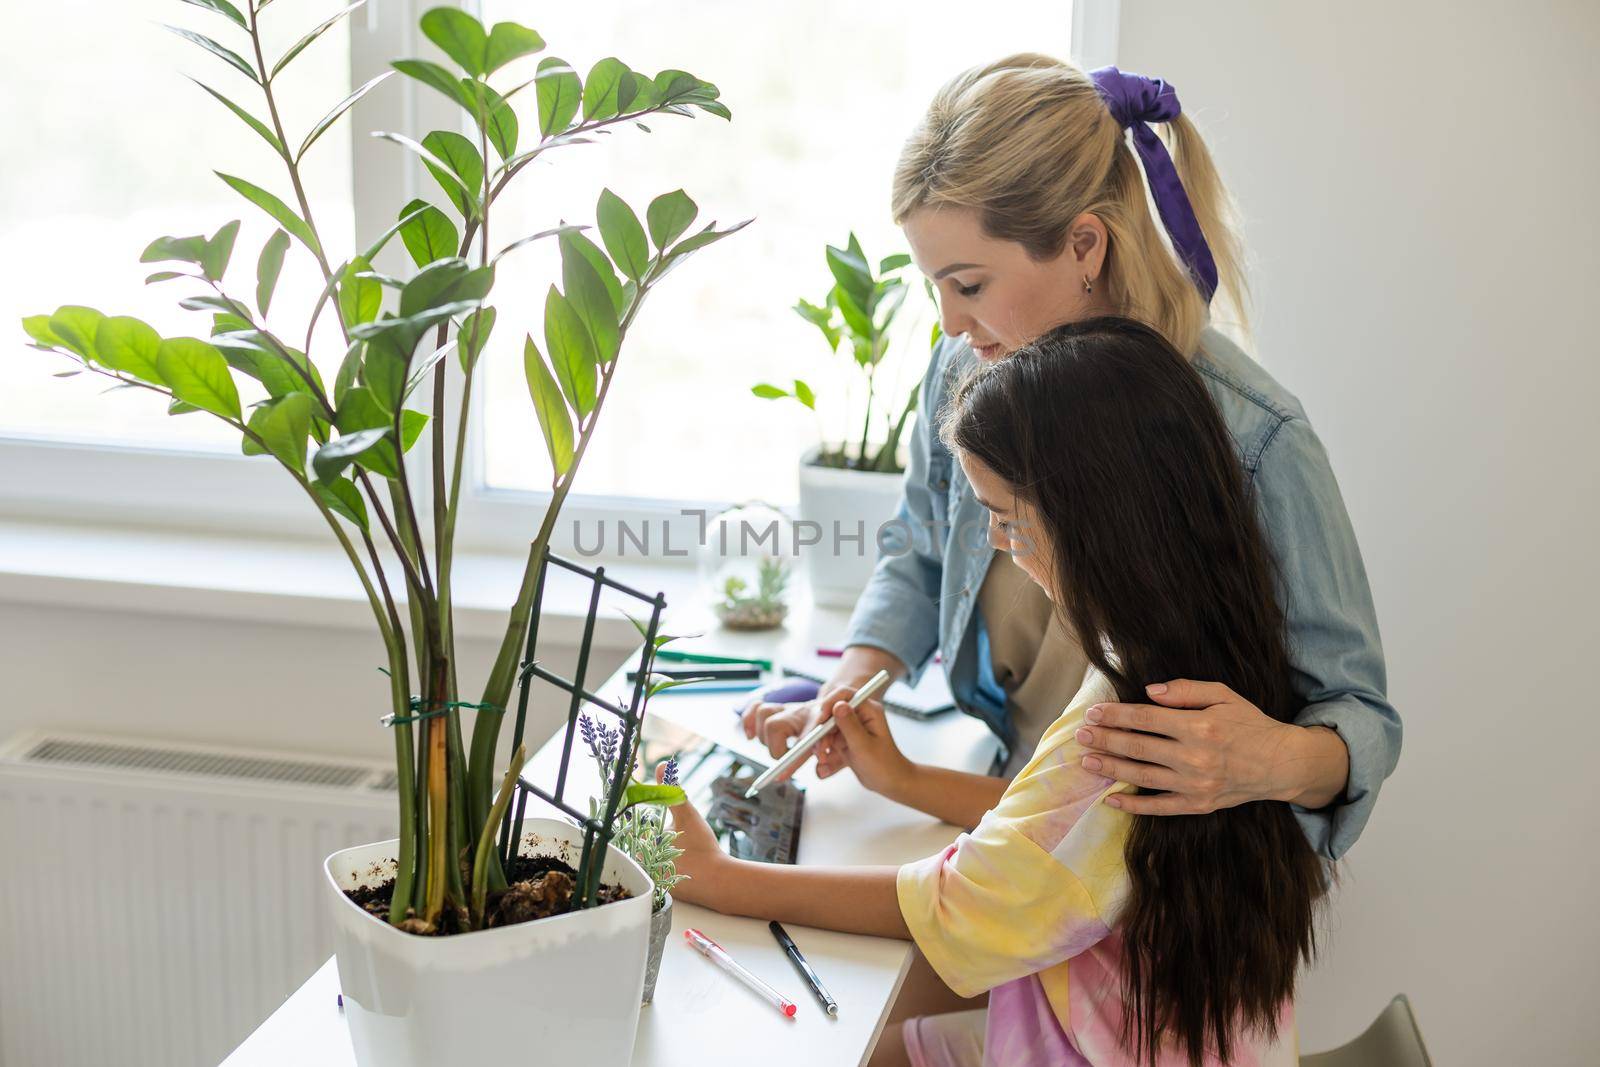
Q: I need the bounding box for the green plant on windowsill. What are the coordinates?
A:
[753,232,940,474]
[715,554,789,630]
[15,0,749,935]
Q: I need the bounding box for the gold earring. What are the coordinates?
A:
[1082,276,1093,295]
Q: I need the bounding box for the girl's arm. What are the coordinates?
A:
[884,762,1009,831]
[717,859,910,939]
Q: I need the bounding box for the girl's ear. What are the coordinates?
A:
[1066,212,1109,278]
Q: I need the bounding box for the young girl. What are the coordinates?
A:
[664,318,1328,1067]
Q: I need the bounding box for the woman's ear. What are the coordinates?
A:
[1066,212,1109,281]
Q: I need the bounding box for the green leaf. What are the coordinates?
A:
[141,234,209,266]
[523,335,574,476]
[535,57,581,135]
[654,218,752,279]
[582,57,630,120]
[298,71,392,161]
[471,81,518,160]
[169,399,201,415]
[833,284,873,340]
[406,130,483,218]
[256,229,290,317]
[271,1,365,80]
[333,387,426,478]
[793,379,816,409]
[560,240,619,364]
[645,190,697,251]
[826,239,874,310]
[399,257,468,316]
[311,425,389,482]
[21,315,63,349]
[315,477,369,530]
[543,286,597,416]
[596,188,648,281]
[556,229,624,315]
[156,337,241,419]
[338,256,383,327]
[188,79,283,156]
[145,271,189,284]
[94,317,164,382]
[47,306,107,359]
[164,25,258,82]
[621,782,687,809]
[242,392,314,472]
[178,0,246,29]
[459,306,495,371]
[485,22,544,73]
[178,295,238,314]
[391,58,476,112]
[333,339,363,406]
[397,199,459,267]
[794,297,841,350]
[879,252,912,274]
[751,383,788,400]
[216,172,320,256]
[198,219,239,283]
[420,7,488,77]
[491,222,583,266]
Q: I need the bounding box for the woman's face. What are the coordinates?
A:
[957,451,1056,597]
[903,204,1109,363]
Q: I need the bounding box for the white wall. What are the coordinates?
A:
[1116,1,1599,1063]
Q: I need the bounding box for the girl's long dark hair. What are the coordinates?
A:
[939,318,1327,1067]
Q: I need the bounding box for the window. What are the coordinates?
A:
[1,0,354,451]
[471,0,1074,517]
[2,0,1085,548]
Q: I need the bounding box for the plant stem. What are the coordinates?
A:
[470,743,527,928]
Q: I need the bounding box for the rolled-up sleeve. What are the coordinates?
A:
[897,821,1110,998]
[1253,417,1401,860]
[843,340,951,686]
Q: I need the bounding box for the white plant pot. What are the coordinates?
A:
[797,445,906,609]
[324,817,655,1067]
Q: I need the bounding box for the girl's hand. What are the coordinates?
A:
[817,694,916,797]
[1075,679,1350,815]
[656,763,735,911]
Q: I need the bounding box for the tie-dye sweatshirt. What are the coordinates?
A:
[896,669,1297,1066]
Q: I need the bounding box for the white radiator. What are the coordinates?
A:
[0,731,397,1067]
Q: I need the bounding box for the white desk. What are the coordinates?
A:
[222,596,997,1067]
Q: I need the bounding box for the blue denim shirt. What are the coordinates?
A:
[845,329,1399,861]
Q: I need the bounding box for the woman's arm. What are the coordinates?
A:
[1078,417,1399,859]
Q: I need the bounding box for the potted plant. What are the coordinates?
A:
[16,2,747,1064]
[753,233,938,607]
[579,713,688,1004]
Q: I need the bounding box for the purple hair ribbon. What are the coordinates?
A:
[1089,65,1218,303]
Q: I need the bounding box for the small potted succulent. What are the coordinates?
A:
[753,233,938,606]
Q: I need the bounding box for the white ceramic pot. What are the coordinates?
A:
[796,445,906,609]
[324,817,655,1067]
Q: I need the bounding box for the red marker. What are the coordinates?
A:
[684,928,797,1018]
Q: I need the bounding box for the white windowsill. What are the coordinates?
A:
[0,516,704,649]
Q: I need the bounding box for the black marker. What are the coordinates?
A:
[769,920,838,1017]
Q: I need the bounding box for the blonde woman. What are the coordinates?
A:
[735,55,1397,1061]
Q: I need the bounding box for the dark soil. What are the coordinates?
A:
[345,853,632,936]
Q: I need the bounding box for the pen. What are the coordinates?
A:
[628,666,764,681]
[743,668,892,798]
[658,649,776,671]
[769,921,838,1017]
[684,928,797,1018]
[817,646,940,664]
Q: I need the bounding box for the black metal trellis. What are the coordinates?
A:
[494,547,667,911]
